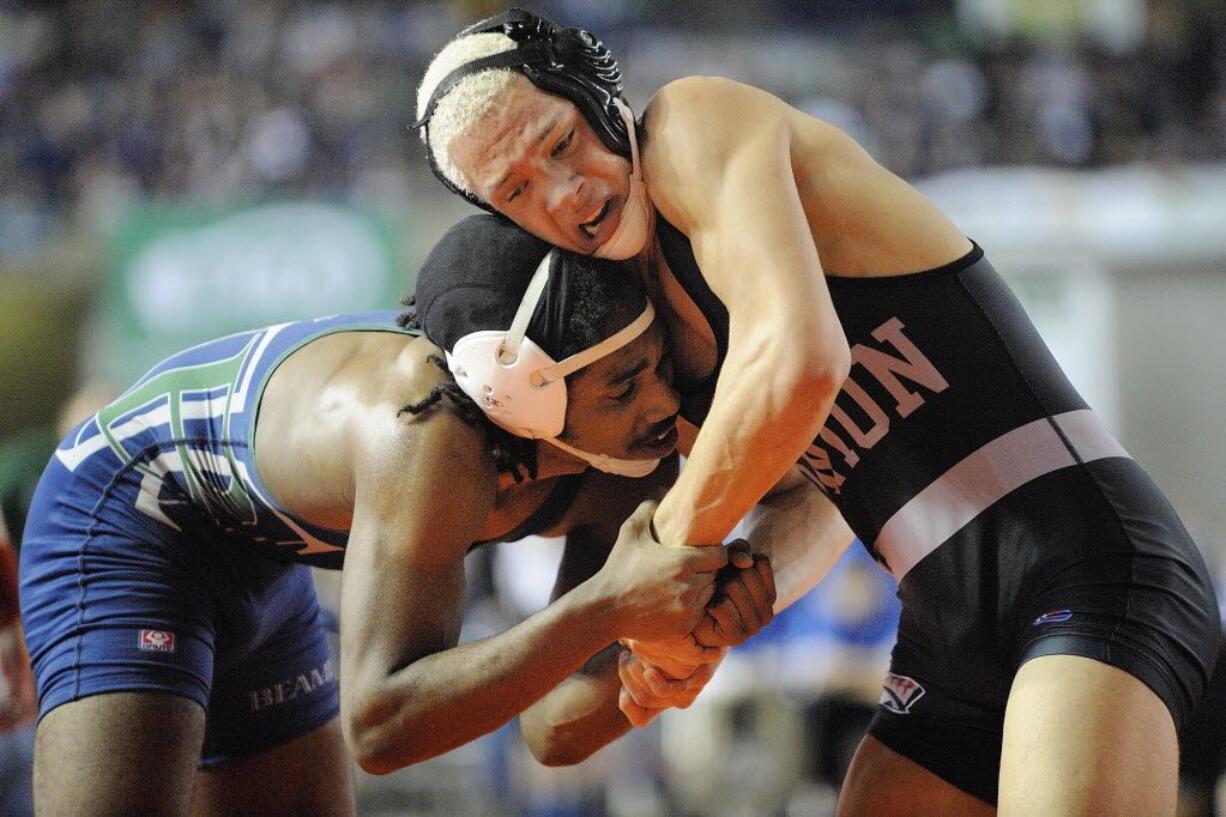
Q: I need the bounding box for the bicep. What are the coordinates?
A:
[340,515,468,686]
[648,80,835,336]
[340,411,495,692]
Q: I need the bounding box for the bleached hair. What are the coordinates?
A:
[416,32,519,196]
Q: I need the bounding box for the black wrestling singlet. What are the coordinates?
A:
[661,223,1111,577]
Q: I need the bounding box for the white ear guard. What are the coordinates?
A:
[446,249,655,440]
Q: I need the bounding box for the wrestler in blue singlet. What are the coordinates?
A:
[20,313,405,765]
[22,310,591,766]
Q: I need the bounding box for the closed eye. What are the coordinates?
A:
[611,381,636,403]
[506,181,527,203]
[551,129,575,159]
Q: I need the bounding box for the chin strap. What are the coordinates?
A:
[594,99,653,261]
[543,436,661,477]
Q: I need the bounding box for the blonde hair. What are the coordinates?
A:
[416,33,520,195]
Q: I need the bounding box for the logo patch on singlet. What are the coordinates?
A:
[880,672,926,714]
[138,629,177,653]
[248,659,336,712]
[1033,609,1073,626]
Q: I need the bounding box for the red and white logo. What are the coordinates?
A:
[880,672,926,714]
[138,629,177,653]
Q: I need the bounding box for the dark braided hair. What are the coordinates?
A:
[396,252,646,480]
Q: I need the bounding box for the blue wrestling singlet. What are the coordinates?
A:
[49,311,412,568]
[19,312,411,765]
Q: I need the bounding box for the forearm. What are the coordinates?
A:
[346,582,615,772]
[520,644,631,766]
[655,333,845,546]
[742,471,855,611]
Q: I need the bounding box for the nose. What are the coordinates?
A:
[643,373,681,425]
[545,168,584,216]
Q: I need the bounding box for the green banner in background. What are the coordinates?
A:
[103,201,407,384]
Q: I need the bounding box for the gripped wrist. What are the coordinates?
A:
[568,573,626,645]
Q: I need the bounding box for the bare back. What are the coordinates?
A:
[254,331,441,532]
[252,330,639,547]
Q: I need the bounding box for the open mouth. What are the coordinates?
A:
[639,415,679,453]
[579,198,614,240]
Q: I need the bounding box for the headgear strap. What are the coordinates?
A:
[446,249,660,477]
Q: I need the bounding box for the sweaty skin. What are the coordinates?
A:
[622,88,1189,817]
[30,320,751,817]
[448,73,968,552]
[442,68,1185,816]
[636,76,971,549]
[252,328,741,772]
[446,72,953,723]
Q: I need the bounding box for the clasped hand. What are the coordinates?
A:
[618,540,776,726]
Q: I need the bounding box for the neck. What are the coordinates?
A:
[491,442,586,503]
[532,440,590,480]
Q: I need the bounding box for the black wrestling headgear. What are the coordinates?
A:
[413,214,661,479]
[415,214,568,358]
[413,7,630,212]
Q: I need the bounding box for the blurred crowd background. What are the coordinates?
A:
[2,1,1225,816]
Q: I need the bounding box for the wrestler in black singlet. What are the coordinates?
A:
[656,217,1220,805]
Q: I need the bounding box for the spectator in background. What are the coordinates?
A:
[2,2,1224,264]
[0,512,36,817]
[0,379,113,817]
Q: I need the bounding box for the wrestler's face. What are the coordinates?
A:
[449,75,633,256]
[560,319,680,462]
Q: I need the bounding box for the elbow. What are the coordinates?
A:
[777,329,849,412]
[802,344,850,403]
[525,729,600,768]
[343,708,400,776]
[349,727,409,777]
[354,749,402,778]
[521,709,603,768]
[342,691,425,776]
[535,747,597,768]
[347,724,429,776]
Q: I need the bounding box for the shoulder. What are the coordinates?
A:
[642,77,793,157]
[646,76,781,117]
[640,77,800,228]
[352,336,497,489]
[643,76,862,171]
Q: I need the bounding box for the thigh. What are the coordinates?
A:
[20,496,220,722]
[200,562,339,766]
[999,654,1178,817]
[838,734,995,817]
[193,717,354,817]
[34,691,205,817]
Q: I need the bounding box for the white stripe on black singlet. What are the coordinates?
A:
[874,409,1130,580]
